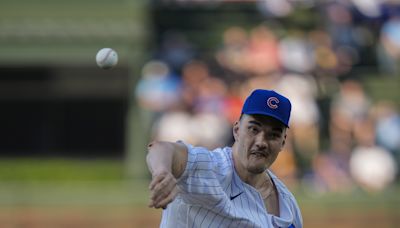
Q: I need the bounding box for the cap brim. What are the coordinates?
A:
[243,111,289,128]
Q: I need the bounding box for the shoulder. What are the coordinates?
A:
[178,143,233,179]
[210,147,233,165]
[181,141,232,164]
[175,145,233,200]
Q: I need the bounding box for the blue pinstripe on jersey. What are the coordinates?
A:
[159,143,303,228]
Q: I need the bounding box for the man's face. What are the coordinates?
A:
[233,114,287,174]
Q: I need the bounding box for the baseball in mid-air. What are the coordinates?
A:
[96,48,118,69]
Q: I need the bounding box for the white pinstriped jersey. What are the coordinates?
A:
[160,143,303,228]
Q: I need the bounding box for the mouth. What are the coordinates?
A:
[250,151,268,158]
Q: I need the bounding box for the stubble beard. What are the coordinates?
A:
[247,164,267,175]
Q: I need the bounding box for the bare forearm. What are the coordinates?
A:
[146,141,187,209]
[146,141,187,178]
[146,141,174,176]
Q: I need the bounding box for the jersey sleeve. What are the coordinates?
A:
[176,142,226,206]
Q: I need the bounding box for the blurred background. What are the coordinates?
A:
[1,0,400,227]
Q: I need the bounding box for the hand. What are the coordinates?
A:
[148,171,179,209]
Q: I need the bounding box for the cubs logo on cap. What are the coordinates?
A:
[241,89,292,127]
[267,97,279,109]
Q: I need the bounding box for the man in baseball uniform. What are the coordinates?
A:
[147,89,303,228]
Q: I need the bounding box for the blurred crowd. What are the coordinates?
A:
[135,0,400,194]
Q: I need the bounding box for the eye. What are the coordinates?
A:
[248,126,260,134]
[269,132,281,139]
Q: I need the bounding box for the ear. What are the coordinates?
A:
[233,121,240,141]
[282,132,287,147]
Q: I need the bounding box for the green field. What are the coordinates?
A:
[0,159,399,227]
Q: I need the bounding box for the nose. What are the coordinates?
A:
[254,131,267,150]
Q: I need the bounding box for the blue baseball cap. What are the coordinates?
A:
[241,89,292,127]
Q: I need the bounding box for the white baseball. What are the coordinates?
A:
[96,48,118,69]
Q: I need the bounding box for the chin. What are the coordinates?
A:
[247,165,267,174]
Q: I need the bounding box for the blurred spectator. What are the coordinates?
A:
[180,60,210,111]
[308,29,339,75]
[371,101,400,173]
[377,15,400,75]
[158,31,195,73]
[194,75,228,114]
[270,141,298,188]
[308,79,373,193]
[241,73,281,99]
[222,82,244,125]
[152,105,231,150]
[351,0,382,18]
[278,30,315,74]
[326,1,356,48]
[257,0,293,18]
[216,26,248,76]
[134,60,183,146]
[276,73,320,178]
[135,60,182,114]
[244,24,281,76]
[152,111,194,144]
[180,60,229,115]
[350,145,398,192]
[325,2,360,76]
[310,151,354,193]
[190,112,231,149]
[330,79,371,157]
[349,118,398,192]
[217,24,281,77]
[150,59,231,149]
